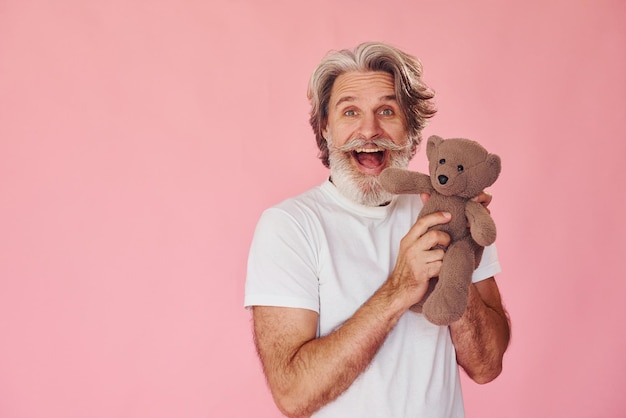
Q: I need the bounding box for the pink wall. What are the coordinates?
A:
[1,1,625,417]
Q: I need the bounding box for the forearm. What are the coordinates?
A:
[449,280,510,384]
[268,283,405,417]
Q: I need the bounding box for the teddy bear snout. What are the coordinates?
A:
[438,175,449,185]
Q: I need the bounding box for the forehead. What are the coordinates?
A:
[329,71,396,107]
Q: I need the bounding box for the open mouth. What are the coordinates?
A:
[352,147,386,173]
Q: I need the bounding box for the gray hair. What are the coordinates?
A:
[307,42,437,168]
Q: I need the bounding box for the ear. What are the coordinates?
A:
[482,154,502,187]
[426,135,443,161]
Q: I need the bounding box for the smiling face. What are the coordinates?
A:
[323,71,413,206]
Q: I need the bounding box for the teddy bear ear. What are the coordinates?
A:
[485,153,502,186]
[426,135,443,160]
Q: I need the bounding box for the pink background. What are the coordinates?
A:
[1,1,625,417]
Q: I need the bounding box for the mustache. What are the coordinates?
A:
[334,137,410,153]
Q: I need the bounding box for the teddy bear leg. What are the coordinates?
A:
[423,240,474,325]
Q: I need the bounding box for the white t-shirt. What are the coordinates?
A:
[245,179,501,418]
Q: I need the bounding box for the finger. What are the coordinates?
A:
[417,230,451,252]
[425,260,443,280]
[405,212,451,241]
[472,191,493,208]
[423,248,446,264]
[419,193,430,205]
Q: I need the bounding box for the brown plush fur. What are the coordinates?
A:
[380,135,501,325]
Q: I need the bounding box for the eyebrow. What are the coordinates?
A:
[334,94,398,108]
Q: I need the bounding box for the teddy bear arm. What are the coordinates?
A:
[379,168,433,195]
[465,200,497,246]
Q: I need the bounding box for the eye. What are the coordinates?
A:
[344,109,357,116]
[439,159,446,165]
[380,108,394,116]
[457,165,464,172]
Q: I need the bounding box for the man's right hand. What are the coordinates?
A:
[386,211,452,311]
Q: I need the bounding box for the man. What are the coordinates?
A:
[245,42,510,418]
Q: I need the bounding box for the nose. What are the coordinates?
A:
[438,175,448,185]
[358,113,383,140]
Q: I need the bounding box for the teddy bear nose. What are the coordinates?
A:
[438,175,448,185]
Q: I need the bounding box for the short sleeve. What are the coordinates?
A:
[244,207,320,312]
[472,243,501,283]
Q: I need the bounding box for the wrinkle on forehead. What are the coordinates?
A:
[335,94,397,108]
[330,71,396,108]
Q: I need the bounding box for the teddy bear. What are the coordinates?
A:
[379,135,501,325]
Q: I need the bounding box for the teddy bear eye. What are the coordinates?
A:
[439,159,446,165]
[457,165,464,172]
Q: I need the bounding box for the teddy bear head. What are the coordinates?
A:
[426,135,501,198]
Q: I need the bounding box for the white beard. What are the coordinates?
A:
[327,135,412,207]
